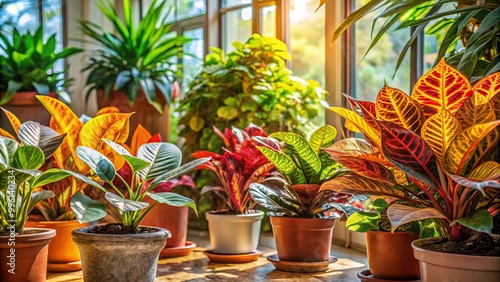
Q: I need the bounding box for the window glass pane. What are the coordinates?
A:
[1,0,39,34]
[353,0,411,101]
[183,28,204,88]
[223,7,252,51]
[43,0,63,72]
[177,0,206,21]
[142,0,175,23]
[222,0,251,8]
[290,0,325,87]
[261,5,275,37]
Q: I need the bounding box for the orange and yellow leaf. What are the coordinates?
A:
[329,107,381,148]
[455,93,496,128]
[130,124,153,155]
[1,107,21,134]
[473,72,500,100]
[376,85,424,132]
[421,109,461,163]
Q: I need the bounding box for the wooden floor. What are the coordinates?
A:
[47,231,368,281]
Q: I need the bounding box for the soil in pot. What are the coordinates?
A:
[205,210,264,254]
[413,232,500,256]
[365,231,420,279]
[270,216,337,262]
[72,223,170,282]
[0,228,55,282]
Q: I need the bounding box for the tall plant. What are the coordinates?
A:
[321,60,500,243]
[318,0,500,79]
[178,34,327,159]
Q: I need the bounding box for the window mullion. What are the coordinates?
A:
[410,27,424,91]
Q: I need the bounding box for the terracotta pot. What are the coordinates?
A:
[0,91,53,136]
[270,216,336,262]
[412,238,500,282]
[36,220,89,264]
[366,231,420,279]
[96,89,170,141]
[205,210,264,254]
[141,201,188,248]
[72,225,170,282]
[0,228,56,282]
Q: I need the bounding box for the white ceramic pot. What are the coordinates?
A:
[412,238,500,282]
[205,210,264,254]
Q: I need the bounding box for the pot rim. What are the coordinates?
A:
[72,225,171,242]
[206,210,264,217]
[268,213,339,220]
[412,237,500,260]
[0,228,56,240]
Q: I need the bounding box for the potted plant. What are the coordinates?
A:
[0,128,102,282]
[321,60,500,281]
[119,125,198,257]
[81,0,188,140]
[0,25,81,135]
[71,138,209,282]
[192,124,281,257]
[1,96,140,272]
[347,198,421,280]
[249,125,358,271]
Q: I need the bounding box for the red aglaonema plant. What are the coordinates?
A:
[321,59,500,243]
[192,124,282,214]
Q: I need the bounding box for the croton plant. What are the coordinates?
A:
[321,59,500,242]
[192,124,281,214]
[249,125,361,219]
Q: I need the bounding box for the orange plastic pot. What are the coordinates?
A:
[0,228,55,282]
[141,200,188,248]
[270,216,337,262]
[35,220,89,263]
[366,231,420,279]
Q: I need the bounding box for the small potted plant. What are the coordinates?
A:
[249,125,358,272]
[321,60,500,281]
[0,26,81,134]
[346,198,421,280]
[0,129,101,282]
[192,124,281,258]
[81,0,188,140]
[71,138,209,282]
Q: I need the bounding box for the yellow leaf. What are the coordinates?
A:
[329,107,381,148]
[0,128,15,140]
[421,109,461,163]
[96,106,120,116]
[1,107,21,134]
[376,85,425,132]
[217,106,238,120]
[473,72,500,100]
[455,93,496,128]
[130,124,152,156]
[189,115,205,132]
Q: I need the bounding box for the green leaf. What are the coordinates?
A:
[18,121,66,159]
[70,192,107,223]
[216,106,238,120]
[257,146,306,184]
[249,182,300,215]
[387,204,447,233]
[0,136,19,166]
[32,82,50,95]
[12,146,45,170]
[136,143,181,180]
[308,125,337,155]
[148,157,211,190]
[0,80,22,104]
[373,198,389,215]
[468,7,500,45]
[450,209,492,235]
[32,168,106,192]
[29,190,55,215]
[146,192,197,215]
[102,139,150,172]
[105,192,149,212]
[346,211,380,232]
[76,146,116,183]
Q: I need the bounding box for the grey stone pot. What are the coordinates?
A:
[205,210,264,254]
[72,225,170,282]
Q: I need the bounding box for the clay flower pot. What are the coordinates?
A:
[412,237,500,282]
[270,216,337,262]
[205,210,264,254]
[0,228,55,282]
[366,231,420,279]
[72,225,170,282]
[141,199,188,248]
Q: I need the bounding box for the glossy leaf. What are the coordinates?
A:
[473,72,500,100]
[329,107,381,147]
[443,120,500,174]
[146,192,197,214]
[136,143,181,180]
[375,85,424,132]
[308,125,337,155]
[249,182,300,215]
[0,136,20,166]
[257,146,306,184]
[29,191,55,215]
[32,168,106,192]
[96,106,120,115]
[70,192,107,223]
[412,58,473,118]
[320,174,406,198]
[490,93,500,119]
[18,121,66,159]
[270,132,321,181]
[12,146,45,170]
[105,192,149,212]
[76,146,116,182]
[0,128,15,140]
[455,93,496,129]
[102,138,150,172]
[130,124,152,156]
[387,204,447,233]
[379,121,440,188]
[450,209,493,234]
[448,174,500,192]
[148,157,211,190]
[346,211,379,232]
[0,107,21,134]
[421,109,460,163]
